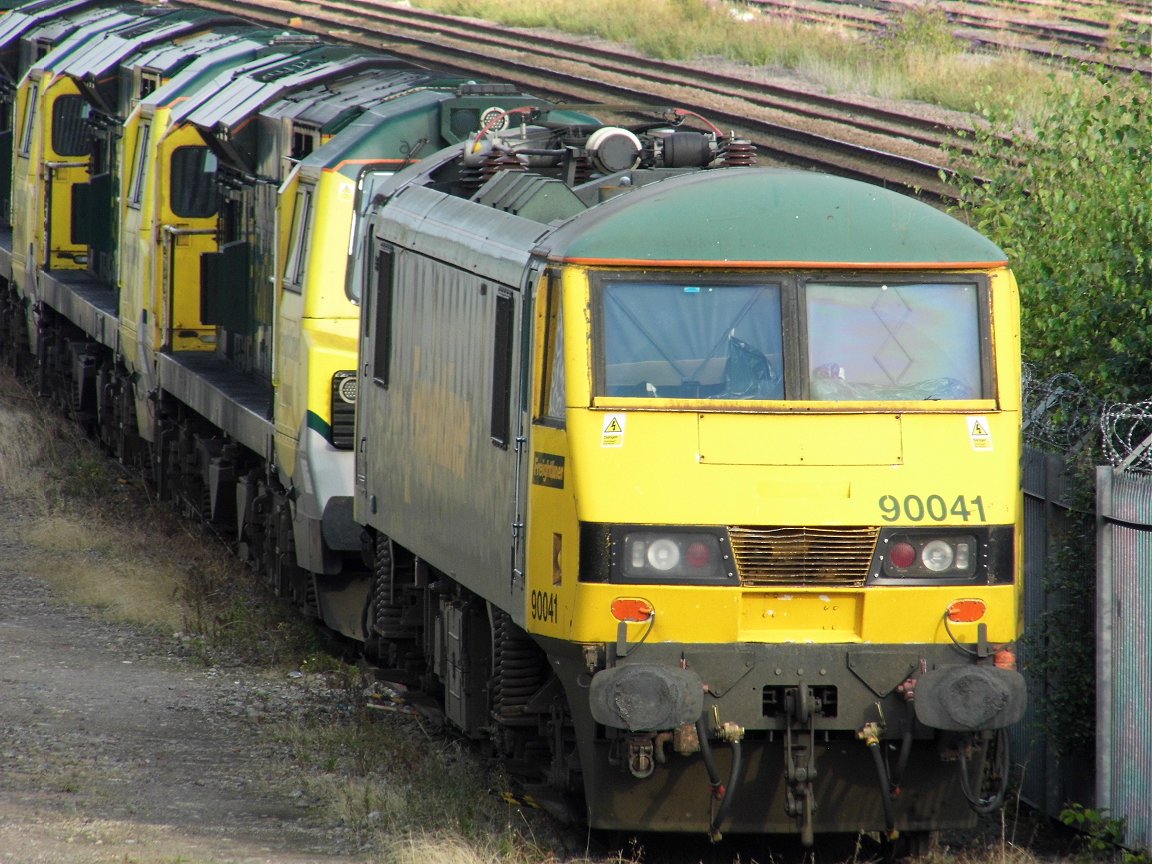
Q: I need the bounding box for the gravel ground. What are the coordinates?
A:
[0,514,365,864]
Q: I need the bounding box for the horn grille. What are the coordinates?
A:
[728,526,879,586]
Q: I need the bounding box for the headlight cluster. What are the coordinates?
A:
[333,370,358,404]
[880,533,978,579]
[616,530,734,584]
[579,524,1011,586]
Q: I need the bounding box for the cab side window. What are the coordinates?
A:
[539,274,565,424]
[282,185,313,292]
[170,146,217,218]
[491,288,514,447]
[371,239,395,388]
[127,122,151,208]
[51,95,87,157]
[18,83,38,157]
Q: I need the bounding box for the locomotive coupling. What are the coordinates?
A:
[626,735,656,779]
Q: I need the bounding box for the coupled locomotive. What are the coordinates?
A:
[0,0,1026,845]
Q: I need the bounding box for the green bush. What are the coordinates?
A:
[1060,803,1152,863]
[948,64,1152,401]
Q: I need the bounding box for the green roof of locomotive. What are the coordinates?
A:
[542,167,1008,268]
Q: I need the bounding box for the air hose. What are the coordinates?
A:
[959,727,1011,813]
[696,717,745,842]
[891,728,913,793]
[709,738,744,843]
[869,740,897,834]
[695,717,723,796]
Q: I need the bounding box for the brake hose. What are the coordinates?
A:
[959,727,1011,813]
[709,738,744,843]
[696,717,745,842]
[889,702,915,793]
[860,722,896,836]
[695,716,723,796]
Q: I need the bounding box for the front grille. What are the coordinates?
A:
[729,526,879,586]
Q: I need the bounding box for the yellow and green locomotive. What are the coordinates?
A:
[352,120,1026,841]
[0,0,1026,844]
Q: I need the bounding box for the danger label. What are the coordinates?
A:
[967,416,993,451]
[602,414,625,448]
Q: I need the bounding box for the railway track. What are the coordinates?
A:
[175,0,965,199]
[749,0,1151,78]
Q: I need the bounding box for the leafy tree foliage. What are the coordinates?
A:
[948,62,1151,401]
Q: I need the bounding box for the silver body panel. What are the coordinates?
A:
[355,185,550,623]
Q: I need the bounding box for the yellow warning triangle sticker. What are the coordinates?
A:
[971,420,987,435]
[604,418,623,434]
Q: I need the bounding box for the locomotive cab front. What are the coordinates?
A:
[522,168,1026,841]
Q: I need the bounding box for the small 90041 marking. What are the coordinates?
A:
[879,494,986,523]
[530,590,558,624]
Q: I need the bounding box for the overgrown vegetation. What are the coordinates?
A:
[947,62,1149,757]
[946,39,1149,853]
[1022,452,1098,756]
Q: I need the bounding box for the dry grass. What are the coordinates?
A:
[19,515,186,630]
[276,703,578,862]
[409,0,1126,128]
[376,831,651,864]
[0,364,318,666]
[0,370,188,628]
[0,380,61,514]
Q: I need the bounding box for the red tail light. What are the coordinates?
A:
[889,542,916,568]
[685,541,711,568]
